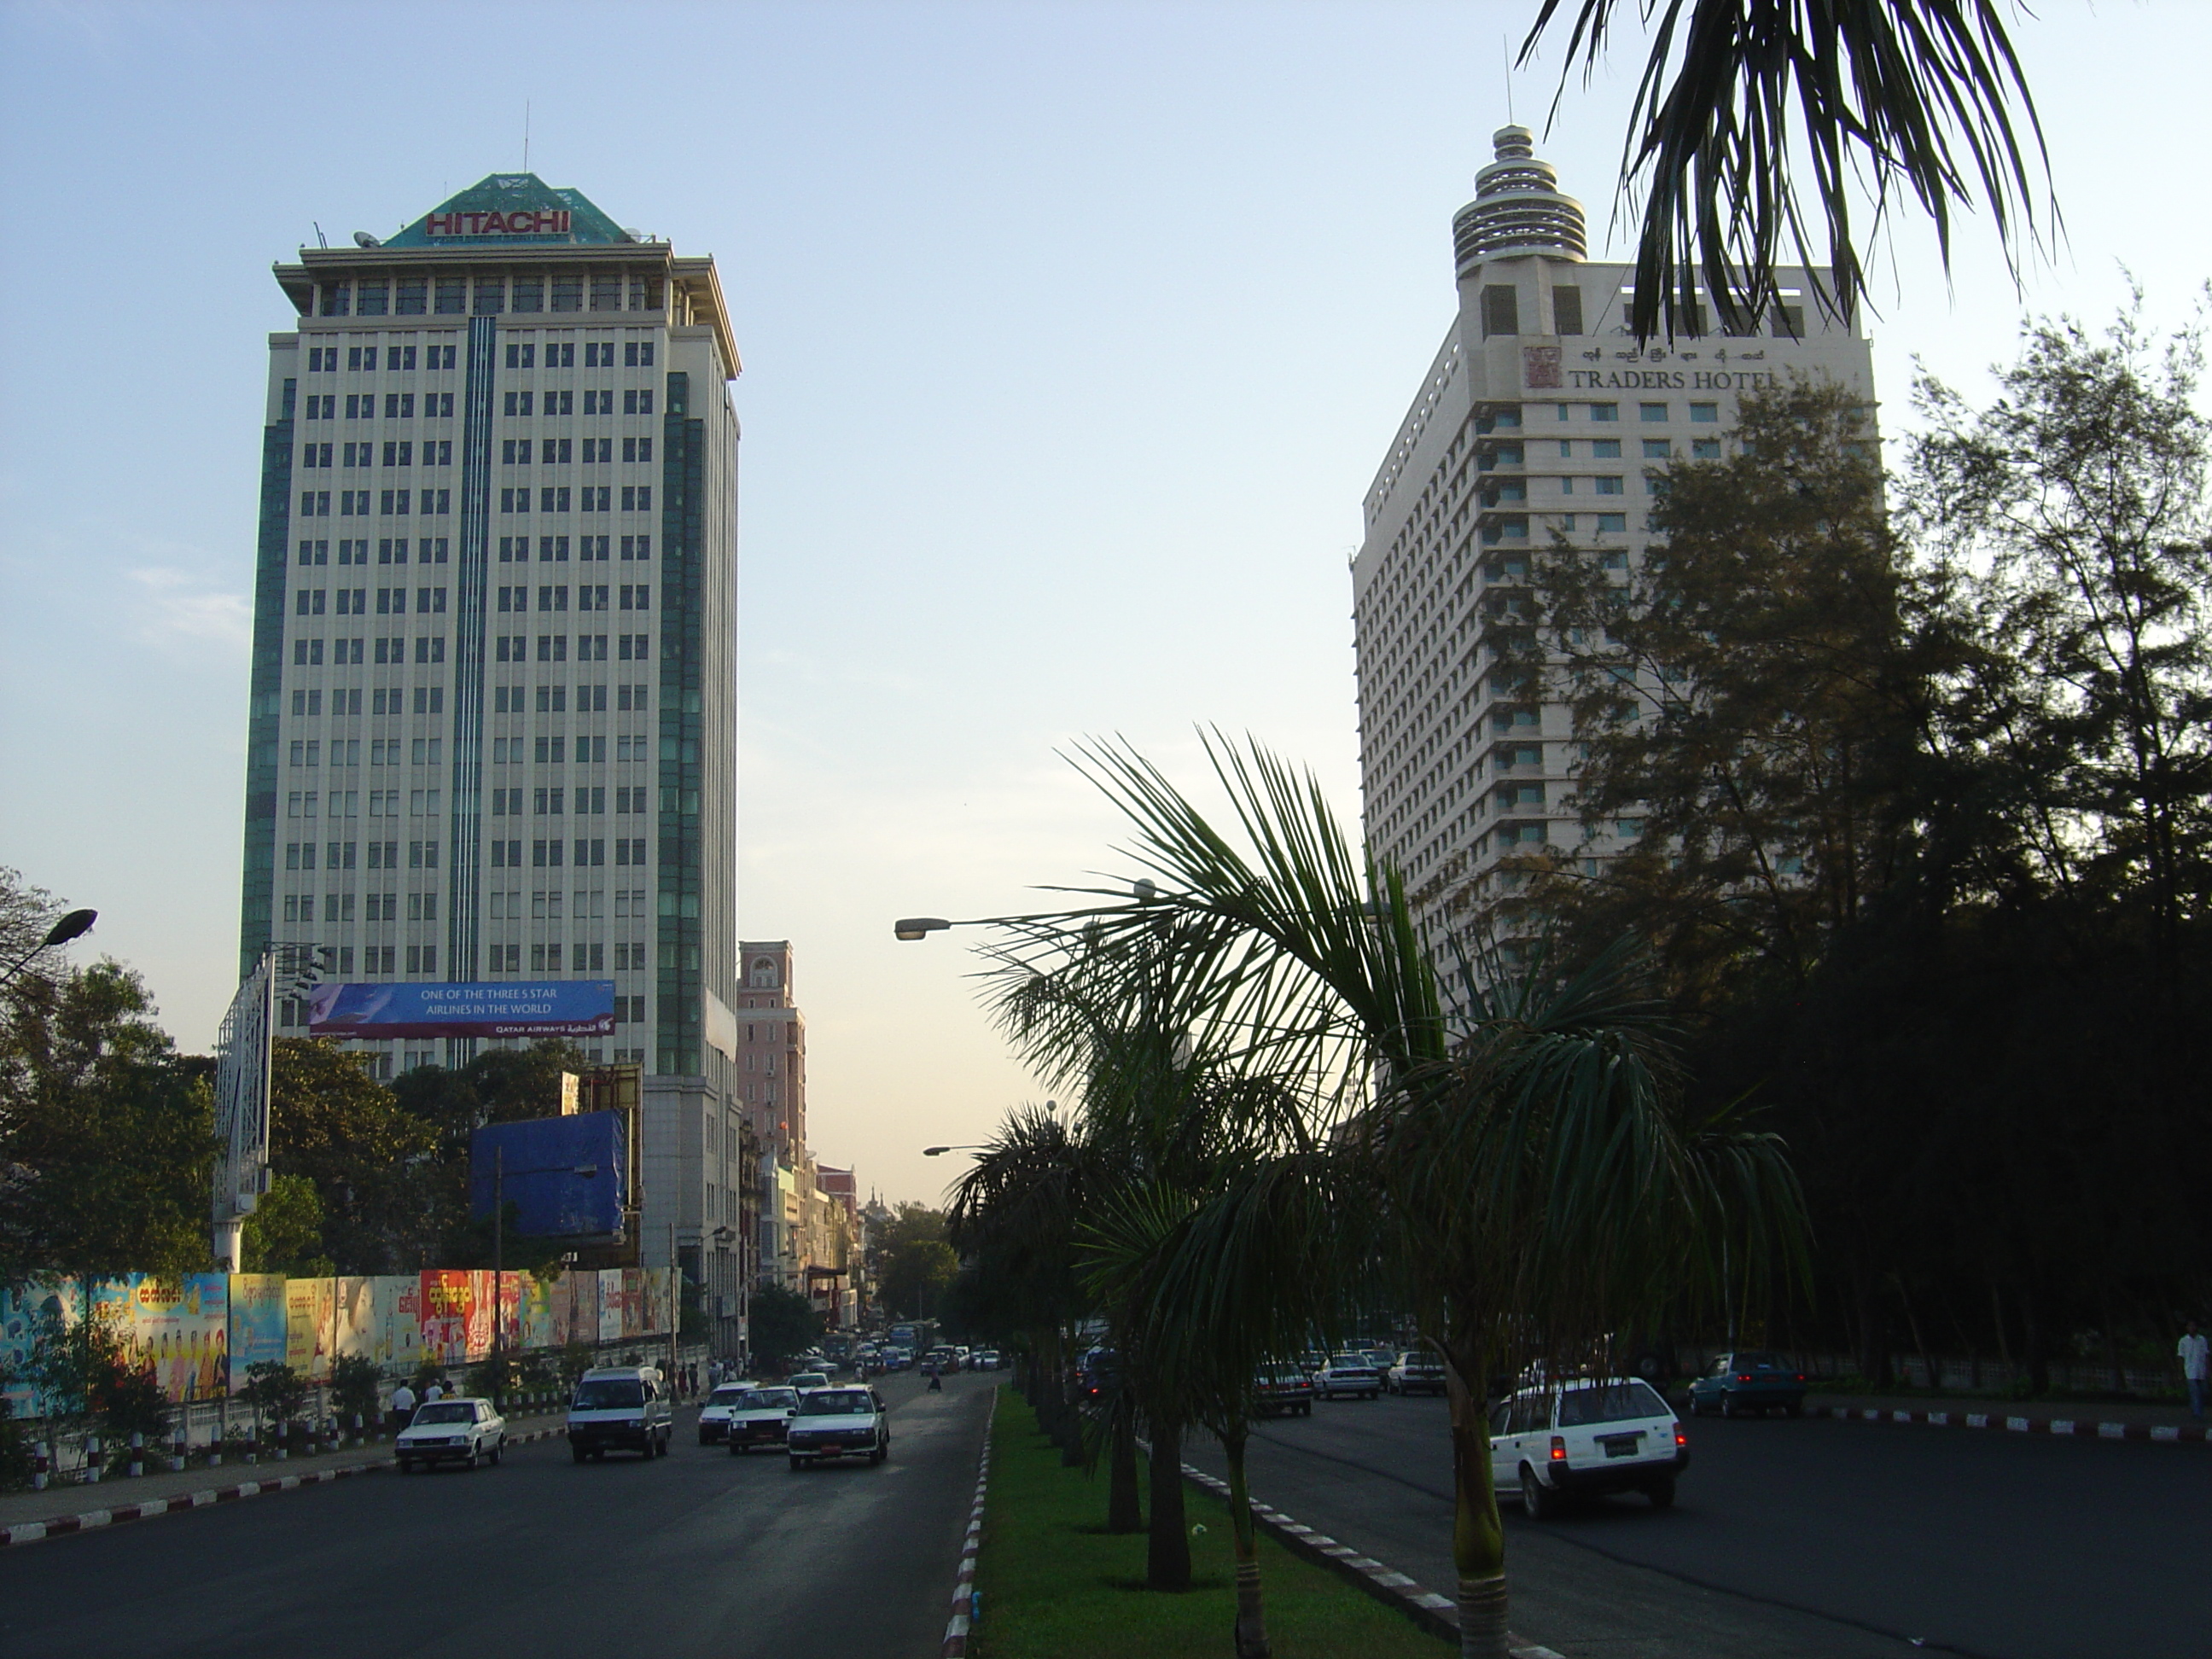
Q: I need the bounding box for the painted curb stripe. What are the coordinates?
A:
[1814,1406,2206,1443]
[1162,1453,1562,1656]
[941,1389,997,1659]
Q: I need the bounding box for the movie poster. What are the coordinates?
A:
[228,1275,288,1382]
[466,1271,496,1360]
[518,1274,553,1351]
[285,1278,335,1381]
[335,1277,375,1362]
[130,1274,230,1402]
[0,1277,80,1417]
[420,1271,474,1366]
[597,1269,624,1343]
[381,1276,423,1374]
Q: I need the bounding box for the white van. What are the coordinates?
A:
[567,1365,673,1462]
[1489,1377,1687,1516]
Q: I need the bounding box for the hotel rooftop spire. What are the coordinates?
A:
[1452,125,1588,274]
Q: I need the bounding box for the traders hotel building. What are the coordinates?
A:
[1351,127,1876,970]
[236,176,750,1328]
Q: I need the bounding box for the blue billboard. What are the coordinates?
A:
[308,980,614,1039]
[469,1114,628,1239]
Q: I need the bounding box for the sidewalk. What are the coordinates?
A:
[0,1406,568,1542]
[1803,1390,2209,1441]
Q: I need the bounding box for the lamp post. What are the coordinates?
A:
[490,1150,597,1410]
[0,908,96,987]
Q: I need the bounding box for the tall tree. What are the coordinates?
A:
[269,1038,437,1272]
[1505,378,1929,1005]
[1908,296,2212,996]
[0,961,212,1280]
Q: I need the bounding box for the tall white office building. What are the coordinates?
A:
[1352,128,1877,969]
[238,174,750,1326]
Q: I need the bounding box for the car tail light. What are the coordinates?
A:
[1796,1374,1805,1382]
[1548,1435,1566,1462]
[1673,1422,1687,1447]
[1735,1374,1751,1382]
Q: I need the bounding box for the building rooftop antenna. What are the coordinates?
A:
[523,99,532,172]
[1503,32,1515,125]
[311,220,327,248]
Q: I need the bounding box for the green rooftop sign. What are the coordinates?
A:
[386,174,631,247]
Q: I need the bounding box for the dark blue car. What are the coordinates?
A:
[1686,1351,1807,1417]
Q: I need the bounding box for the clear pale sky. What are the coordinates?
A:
[3,1,2206,1210]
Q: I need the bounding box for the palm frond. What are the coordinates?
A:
[1522,0,2053,339]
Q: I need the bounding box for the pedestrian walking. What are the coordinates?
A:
[926,1361,942,1393]
[2180,1321,2209,1419]
[423,1379,444,1405]
[389,1381,416,1434]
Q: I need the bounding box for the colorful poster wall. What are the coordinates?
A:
[379,1275,423,1375]
[335,1277,376,1362]
[228,1274,288,1380]
[0,1277,82,1416]
[466,1272,495,1361]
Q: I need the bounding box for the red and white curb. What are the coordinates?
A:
[0,1423,570,1549]
[1813,1405,2209,1443]
[1175,1461,1565,1659]
[942,1389,997,1657]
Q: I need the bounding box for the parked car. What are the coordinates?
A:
[1363,1348,1399,1374]
[1685,1352,1807,1418]
[697,1382,758,1445]
[567,1365,673,1462]
[1490,1377,1687,1517]
[1298,1349,1330,1379]
[786,1386,891,1469]
[397,1397,504,1472]
[1075,1348,1120,1401]
[1318,1357,1382,1400]
[786,1370,832,1394]
[1254,1363,1317,1417]
[725,1385,800,1453]
[970,1349,1001,1371]
[1386,1352,1448,1396]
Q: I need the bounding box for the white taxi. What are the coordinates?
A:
[397,1397,505,1472]
[1489,1377,1686,1517]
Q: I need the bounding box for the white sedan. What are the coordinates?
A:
[397,1397,505,1472]
[697,1381,759,1445]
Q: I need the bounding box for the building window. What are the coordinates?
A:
[1551,287,1584,335]
[619,584,650,611]
[504,342,536,370]
[622,389,655,416]
[504,391,535,417]
[620,535,651,561]
[620,486,651,512]
[540,486,573,513]
[1771,305,1805,338]
[1481,285,1519,336]
[1692,438,1721,460]
[1596,513,1627,533]
[1588,403,1618,422]
[1643,439,1672,459]
[584,390,613,416]
[318,282,350,317]
[580,486,611,513]
[617,633,650,661]
[510,278,543,313]
[1596,476,1625,495]
[620,437,654,463]
[551,276,583,312]
[1690,402,1720,423]
[1592,439,1621,458]
[1639,403,1668,422]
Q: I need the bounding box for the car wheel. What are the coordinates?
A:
[1520,1464,1557,1521]
[397,1458,411,1474]
[699,1432,711,1447]
[490,1439,503,1466]
[789,1455,806,1471]
[1720,1394,1738,1419]
[1644,1475,1676,1509]
[571,1444,587,1464]
[463,1447,479,1470]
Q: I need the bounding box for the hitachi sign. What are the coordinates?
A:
[425,208,571,236]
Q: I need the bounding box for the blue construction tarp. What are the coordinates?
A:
[469,1113,626,1239]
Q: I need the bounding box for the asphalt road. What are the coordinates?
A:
[1182,1392,2212,1659]
[0,1371,994,1659]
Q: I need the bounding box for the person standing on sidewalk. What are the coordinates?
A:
[389,1381,416,1435]
[2180,1321,2209,1419]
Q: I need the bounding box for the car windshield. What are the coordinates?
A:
[707,1387,749,1406]
[735,1388,796,1411]
[799,1392,875,1416]
[790,1372,828,1386]
[573,1379,643,1409]
[412,1402,474,1424]
[1557,1382,1671,1426]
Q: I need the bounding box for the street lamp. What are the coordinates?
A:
[0,907,96,986]
[922,1145,985,1158]
[893,917,952,941]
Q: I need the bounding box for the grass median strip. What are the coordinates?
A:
[973,1389,1446,1659]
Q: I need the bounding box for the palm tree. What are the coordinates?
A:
[1520,0,2052,341]
[1018,734,1803,1659]
[975,908,1318,1592]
